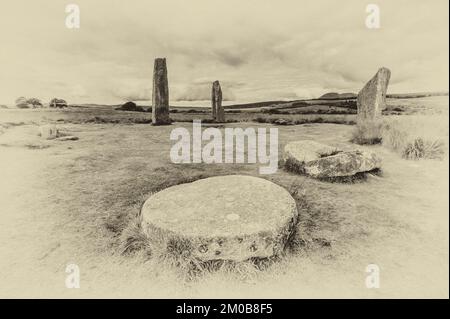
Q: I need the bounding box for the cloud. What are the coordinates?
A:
[110,80,151,102]
[175,82,236,101]
[213,50,247,67]
[0,0,448,104]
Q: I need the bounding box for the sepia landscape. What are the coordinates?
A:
[0,0,448,299]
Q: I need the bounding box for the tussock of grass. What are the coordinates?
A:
[119,215,151,256]
[401,138,446,160]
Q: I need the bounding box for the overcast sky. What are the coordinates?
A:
[0,0,448,105]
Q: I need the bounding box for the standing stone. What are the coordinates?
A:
[152,58,171,125]
[212,80,224,122]
[357,67,391,123]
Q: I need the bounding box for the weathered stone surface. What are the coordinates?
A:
[303,150,381,179]
[39,125,59,140]
[357,67,391,122]
[141,175,298,262]
[212,80,224,122]
[152,58,171,125]
[284,140,341,163]
[283,140,381,179]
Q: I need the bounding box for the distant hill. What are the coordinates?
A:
[318,91,448,100]
[319,92,357,100]
[387,91,449,99]
[225,100,291,109]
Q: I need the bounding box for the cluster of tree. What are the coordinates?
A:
[15,97,68,108]
[15,97,43,108]
[115,101,148,112]
[49,98,68,108]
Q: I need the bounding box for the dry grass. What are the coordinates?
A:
[351,115,448,160]
[382,115,448,160]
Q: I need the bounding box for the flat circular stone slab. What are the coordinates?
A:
[284,140,381,179]
[141,175,298,262]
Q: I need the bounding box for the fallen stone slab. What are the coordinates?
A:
[56,135,79,141]
[283,140,381,179]
[140,175,298,262]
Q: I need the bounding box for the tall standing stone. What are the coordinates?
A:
[212,80,224,122]
[152,58,171,125]
[357,67,391,123]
